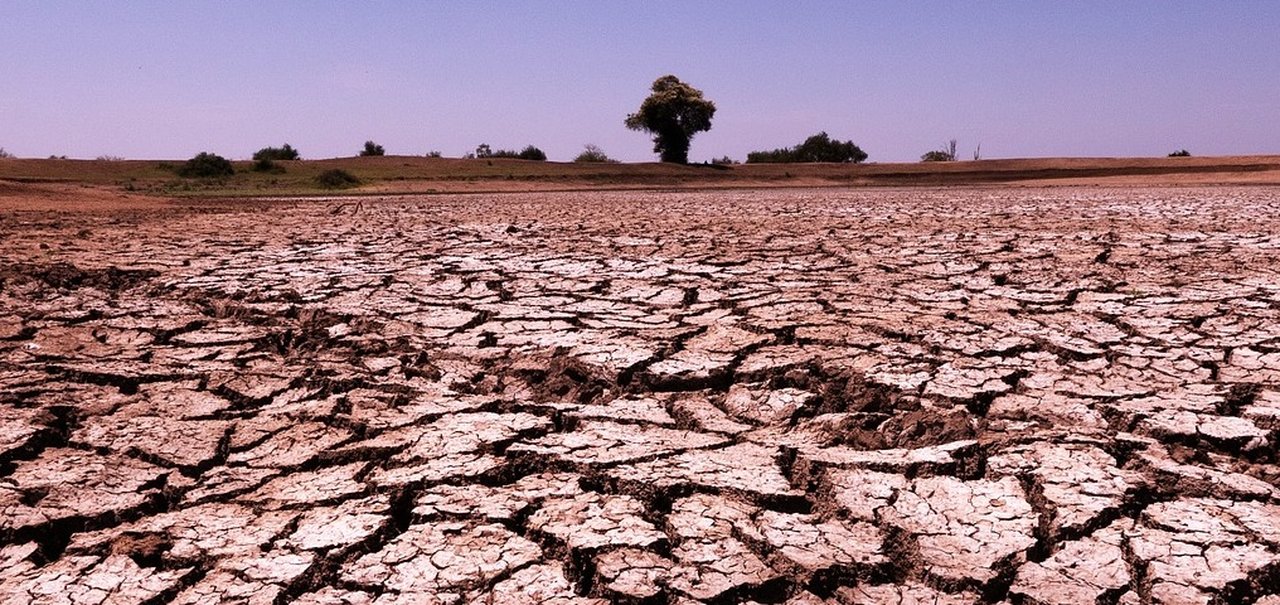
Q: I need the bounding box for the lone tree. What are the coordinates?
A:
[360,141,385,157]
[625,75,716,164]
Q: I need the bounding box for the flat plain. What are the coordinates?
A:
[2,185,1280,604]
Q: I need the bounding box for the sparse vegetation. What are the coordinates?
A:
[473,144,547,161]
[0,148,13,159]
[710,155,739,165]
[574,144,616,163]
[316,168,360,189]
[177,152,234,178]
[253,158,286,173]
[5,153,1274,198]
[625,75,716,164]
[921,139,959,162]
[1169,149,1191,157]
[96,155,124,161]
[920,150,953,162]
[253,144,300,161]
[746,132,868,164]
[426,151,443,158]
[360,141,385,157]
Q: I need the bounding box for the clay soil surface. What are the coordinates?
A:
[2,186,1280,604]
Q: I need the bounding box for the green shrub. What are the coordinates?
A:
[177,152,234,178]
[360,141,385,157]
[921,140,958,162]
[316,169,360,189]
[253,144,299,161]
[747,132,867,164]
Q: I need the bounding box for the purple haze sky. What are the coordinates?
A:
[3,2,1277,163]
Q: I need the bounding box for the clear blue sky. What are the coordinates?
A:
[2,2,1276,162]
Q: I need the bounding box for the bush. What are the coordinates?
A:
[360,141,385,157]
[253,158,285,173]
[316,169,360,189]
[710,155,739,165]
[177,152,234,178]
[474,143,547,160]
[921,140,958,162]
[0,148,13,159]
[746,132,867,164]
[426,150,443,158]
[517,145,547,161]
[574,144,615,163]
[96,155,124,161]
[253,144,299,161]
[1169,149,1191,157]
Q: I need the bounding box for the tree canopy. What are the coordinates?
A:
[625,75,716,164]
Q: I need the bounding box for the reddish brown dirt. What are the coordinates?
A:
[2,187,1280,604]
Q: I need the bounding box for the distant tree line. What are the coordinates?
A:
[6,72,1208,168]
[746,132,868,164]
[467,143,547,161]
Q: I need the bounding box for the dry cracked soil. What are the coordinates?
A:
[2,186,1280,604]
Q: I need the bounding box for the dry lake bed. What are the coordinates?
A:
[2,186,1279,604]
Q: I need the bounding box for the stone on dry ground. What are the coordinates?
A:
[3,187,1280,603]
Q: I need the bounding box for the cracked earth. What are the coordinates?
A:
[2,187,1280,604]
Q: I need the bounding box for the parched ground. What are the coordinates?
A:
[2,186,1279,604]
